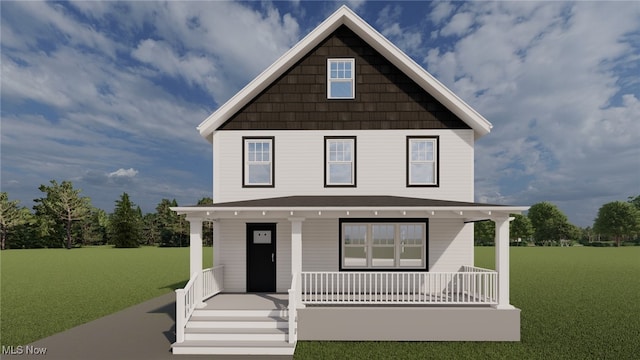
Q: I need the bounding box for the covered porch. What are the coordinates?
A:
[172,196,527,349]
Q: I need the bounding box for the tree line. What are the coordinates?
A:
[474,196,640,247]
[0,180,214,250]
[1,181,639,249]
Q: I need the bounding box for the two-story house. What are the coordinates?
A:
[171,6,527,356]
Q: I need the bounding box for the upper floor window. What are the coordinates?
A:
[243,137,274,187]
[407,136,439,187]
[325,137,356,187]
[327,58,355,99]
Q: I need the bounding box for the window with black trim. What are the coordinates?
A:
[407,136,439,187]
[243,137,274,187]
[325,136,356,187]
[327,58,355,99]
[340,219,428,270]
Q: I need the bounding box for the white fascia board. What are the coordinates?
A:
[172,206,529,217]
[197,6,492,142]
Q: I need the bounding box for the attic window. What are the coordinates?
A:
[327,58,355,99]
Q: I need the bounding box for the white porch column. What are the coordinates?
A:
[186,216,206,308]
[494,216,515,309]
[212,220,221,266]
[289,217,305,308]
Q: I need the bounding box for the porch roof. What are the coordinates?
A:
[172,196,528,221]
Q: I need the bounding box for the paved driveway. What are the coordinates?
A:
[3,293,291,360]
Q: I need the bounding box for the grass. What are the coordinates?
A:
[295,247,640,359]
[2,247,639,359]
[0,246,212,346]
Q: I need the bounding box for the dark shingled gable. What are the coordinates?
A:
[219,25,471,131]
[193,196,506,208]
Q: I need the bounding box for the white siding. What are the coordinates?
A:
[218,219,246,292]
[212,129,474,203]
[428,218,474,271]
[302,219,339,272]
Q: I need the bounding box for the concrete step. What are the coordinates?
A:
[184,327,288,341]
[172,340,296,356]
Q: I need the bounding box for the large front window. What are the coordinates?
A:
[325,137,356,187]
[243,137,274,187]
[341,220,427,270]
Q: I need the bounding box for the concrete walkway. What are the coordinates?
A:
[3,293,292,360]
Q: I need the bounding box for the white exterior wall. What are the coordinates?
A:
[301,219,339,272]
[212,129,474,203]
[428,218,474,271]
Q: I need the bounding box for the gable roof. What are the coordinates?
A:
[197,6,492,141]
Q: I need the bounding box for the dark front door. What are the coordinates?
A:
[246,223,276,292]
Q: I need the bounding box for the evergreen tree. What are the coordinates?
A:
[156,199,188,247]
[33,180,91,249]
[109,193,142,248]
[0,193,31,250]
[198,197,214,246]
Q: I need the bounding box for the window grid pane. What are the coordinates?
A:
[328,59,354,98]
[245,139,272,185]
[409,138,437,185]
[327,139,354,185]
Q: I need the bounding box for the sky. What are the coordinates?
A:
[1,1,639,227]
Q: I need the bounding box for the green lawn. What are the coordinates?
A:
[2,247,639,359]
[295,247,640,359]
[0,246,212,346]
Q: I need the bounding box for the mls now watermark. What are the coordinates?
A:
[2,345,48,356]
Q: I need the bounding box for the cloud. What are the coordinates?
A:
[426,1,640,225]
[0,1,299,212]
[376,5,423,56]
[440,12,474,37]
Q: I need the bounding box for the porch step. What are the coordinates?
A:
[194,309,288,317]
[188,315,288,329]
[171,340,295,355]
[174,308,295,356]
[184,327,288,341]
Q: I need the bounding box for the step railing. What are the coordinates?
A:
[301,268,497,305]
[287,273,298,344]
[175,265,225,343]
[175,271,199,343]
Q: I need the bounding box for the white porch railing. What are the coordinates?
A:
[287,273,298,344]
[175,265,225,343]
[300,268,497,305]
[202,265,225,299]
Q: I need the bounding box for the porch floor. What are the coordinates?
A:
[201,293,288,310]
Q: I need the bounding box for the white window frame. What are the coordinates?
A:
[243,137,274,187]
[341,222,426,270]
[407,136,439,187]
[327,58,355,99]
[325,137,356,187]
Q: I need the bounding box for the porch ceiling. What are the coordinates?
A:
[172,195,528,221]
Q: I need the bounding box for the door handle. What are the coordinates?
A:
[272,253,275,263]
